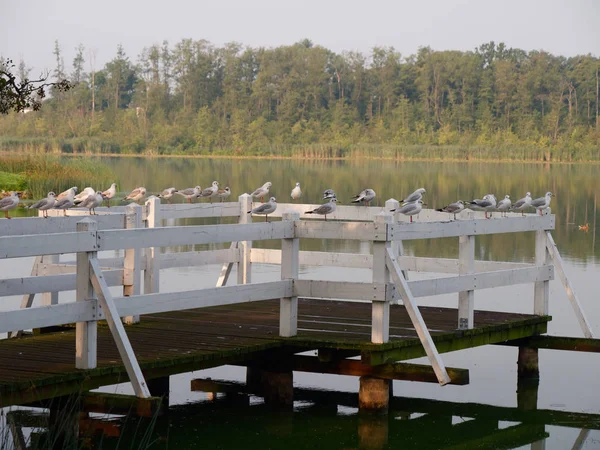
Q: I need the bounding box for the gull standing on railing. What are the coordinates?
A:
[79,191,104,215]
[510,192,532,216]
[497,195,512,217]
[28,192,56,218]
[291,182,302,201]
[200,181,219,203]
[177,186,201,203]
[251,182,272,203]
[249,197,277,222]
[467,194,496,219]
[323,189,336,200]
[57,186,78,200]
[436,200,464,220]
[531,192,553,215]
[74,187,94,205]
[216,186,231,202]
[124,187,147,204]
[158,187,178,204]
[306,197,338,221]
[351,188,376,206]
[53,188,76,216]
[0,191,20,219]
[101,183,117,207]
[402,188,426,204]
[392,199,425,223]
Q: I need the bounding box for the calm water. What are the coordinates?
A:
[3,157,600,449]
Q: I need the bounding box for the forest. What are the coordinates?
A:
[1,39,599,160]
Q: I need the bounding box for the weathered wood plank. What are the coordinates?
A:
[458,235,475,329]
[499,335,600,352]
[280,213,300,337]
[160,202,240,220]
[372,213,392,344]
[293,280,392,302]
[295,221,382,241]
[534,230,550,315]
[0,214,125,237]
[124,203,143,324]
[238,194,253,285]
[143,198,160,313]
[0,301,100,334]
[0,231,98,259]
[216,243,238,287]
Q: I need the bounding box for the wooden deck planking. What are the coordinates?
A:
[0,298,549,403]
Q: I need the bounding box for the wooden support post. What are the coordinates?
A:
[372,213,392,344]
[386,198,407,279]
[124,203,143,324]
[358,414,389,449]
[238,193,252,285]
[458,234,475,329]
[359,376,390,413]
[534,230,550,315]
[9,255,42,338]
[280,212,299,337]
[261,369,293,408]
[517,347,540,412]
[41,254,59,306]
[517,347,539,379]
[89,258,150,398]
[146,376,170,398]
[76,218,98,370]
[216,242,238,287]
[144,197,160,297]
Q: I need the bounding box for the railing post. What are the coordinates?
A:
[386,198,407,279]
[280,212,300,337]
[238,193,252,285]
[458,235,475,329]
[40,254,59,306]
[372,212,392,344]
[124,203,143,325]
[534,230,550,315]
[76,218,98,369]
[144,197,161,298]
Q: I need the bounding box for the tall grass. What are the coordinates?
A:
[0,156,116,198]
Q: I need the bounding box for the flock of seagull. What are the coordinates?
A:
[0,180,554,223]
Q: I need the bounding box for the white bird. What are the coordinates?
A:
[249,197,277,222]
[392,199,424,223]
[158,187,178,204]
[57,186,78,201]
[177,186,201,203]
[305,197,338,221]
[467,194,496,219]
[251,182,272,203]
[53,188,76,216]
[0,192,20,219]
[28,192,56,218]
[101,183,117,207]
[402,188,426,204]
[510,192,533,216]
[497,195,512,217]
[124,187,146,203]
[530,192,553,215]
[199,181,219,203]
[74,187,95,205]
[351,188,376,206]
[216,186,231,202]
[79,192,104,215]
[291,182,302,201]
[436,200,464,220]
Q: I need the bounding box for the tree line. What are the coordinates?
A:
[1,39,599,159]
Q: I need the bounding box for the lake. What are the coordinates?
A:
[2,157,600,449]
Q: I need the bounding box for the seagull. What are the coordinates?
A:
[158,187,178,204]
[0,191,20,219]
[305,197,338,221]
[74,187,95,205]
[199,181,219,203]
[57,186,78,201]
[402,188,426,204]
[291,182,302,201]
[53,188,76,216]
[351,188,376,206]
[392,199,424,223]
[251,182,272,203]
[216,186,231,202]
[497,195,512,217]
[101,183,117,207]
[177,186,201,203]
[510,192,533,216]
[531,192,553,215]
[28,192,56,218]
[467,194,496,219]
[80,191,104,215]
[249,197,277,222]
[124,187,147,204]
[323,189,336,200]
[436,200,464,220]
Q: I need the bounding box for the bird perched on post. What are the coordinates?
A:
[436,200,464,220]
[124,187,147,204]
[216,186,231,202]
[57,186,78,201]
[53,188,76,216]
[0,191,20,219]
[467,194,496,219]
[497,195,512,217]
[249,197,277,222]
[28,192,56,218]
[510,192,532,216]
[351,188,376,206]
[306,197,338,221]
[530,192,553,215]
[101,183,117,207]
[80,191,104,215]
[177,186,201,203]
[250,182,272,203]
[392,199,425,223]
[402,188,426,204]
[291,182,302,201]
[199,181,219,203]
[158,187,178,204]
[73,187,95,205]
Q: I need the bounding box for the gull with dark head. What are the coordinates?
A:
[28,192,56,218]
[402,188,426,204]
[510,192,533,216]
[200,181,219,203]
[0,191,20,219]
[436,200,464,220]
[177,186,201,203]
[323,189,336,200]
[158,187,178,204]
[101,183,117,207]
[124,187,147,204]
[291,182,302,201]
[216,186,231,202]
[351,188,376,206]
[531,192,553,215]
[392,199,425,223]
[249,197,277,222]
[306,197,337,221]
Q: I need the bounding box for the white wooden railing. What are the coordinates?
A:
[0,194,593,398]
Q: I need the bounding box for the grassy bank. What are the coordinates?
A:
[1,137,599,162]
[0,155,116,198]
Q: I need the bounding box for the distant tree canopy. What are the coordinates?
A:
[0,39,598,156]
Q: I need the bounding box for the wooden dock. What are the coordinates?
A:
[0,195,595,412]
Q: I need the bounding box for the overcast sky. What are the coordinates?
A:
[1,0,599,76]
